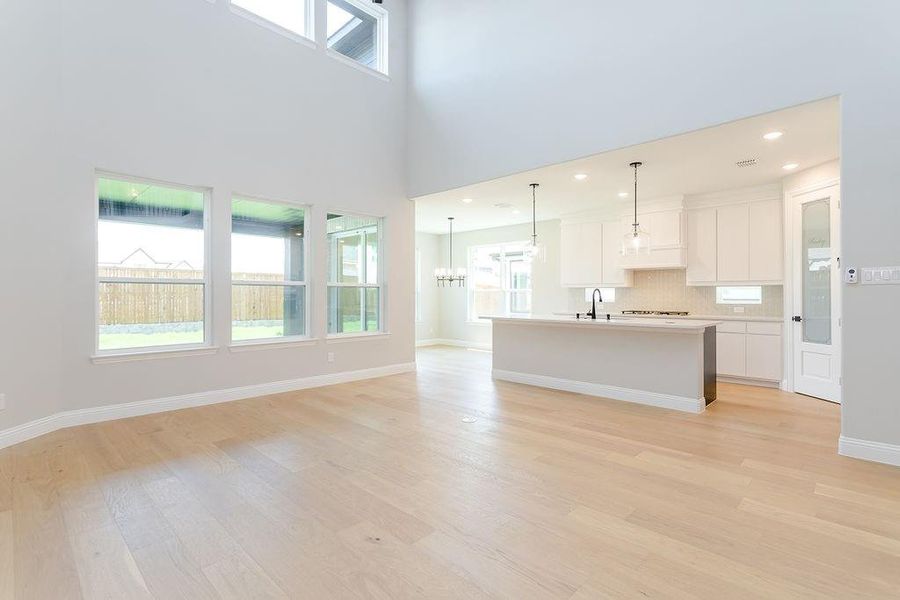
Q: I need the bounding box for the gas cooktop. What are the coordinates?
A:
[621,310,690,316]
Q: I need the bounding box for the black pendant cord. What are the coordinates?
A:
[629,161,643,231]
[530,183,539,246]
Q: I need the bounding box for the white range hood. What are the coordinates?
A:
[619,195,687,270]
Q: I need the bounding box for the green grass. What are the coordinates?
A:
[99,330,204,351]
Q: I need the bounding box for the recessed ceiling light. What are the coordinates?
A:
[782,162,799,171]
[512,209,521,214]
[461,198,473,204]
[618,192,629,198]
[763,131,784,141]
[574,173,588,181]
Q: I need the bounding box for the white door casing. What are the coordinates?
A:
[791,184,841,403]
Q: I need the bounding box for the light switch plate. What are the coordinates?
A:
[861,266,900,285]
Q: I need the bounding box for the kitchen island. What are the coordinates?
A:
[489,315,720,413]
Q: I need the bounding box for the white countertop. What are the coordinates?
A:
[489,314,720,332]
[616,313,783,323]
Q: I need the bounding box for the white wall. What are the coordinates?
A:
[415,231,441,341]
[408,2,900,450]
[0,0,65,429]
[1,0,411,433]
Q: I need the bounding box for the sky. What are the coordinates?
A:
[98,222,287,275]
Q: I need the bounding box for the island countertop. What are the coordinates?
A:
[488,314,721,333]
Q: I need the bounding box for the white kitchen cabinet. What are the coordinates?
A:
[716,203,750,282]
[686,207,717,284]
[747,333,782,381]
[619,208,686,270]
[717,331,747,377]
[601,221,632,287]
[749,199,783,282]
[716,320,783,383]
[649,209,683,248]
[689,198,783,285]
[559,221,603,287]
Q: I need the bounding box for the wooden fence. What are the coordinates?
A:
[99,267,291,325]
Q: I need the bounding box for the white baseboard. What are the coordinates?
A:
[0,362,416,451]
[717,375,781,389]
[417,338,492,351]
[839,435,900,468]
[492,369,705,414]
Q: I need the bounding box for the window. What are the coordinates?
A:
[231,0,313,40]
[327,0,387,74]
[716,286,763,305]
[97,175,209,352]
[231,197,307,342]
[327,213,382,334]
[468,242,532,321]
[415,247,422,322]
[583,288,617,304]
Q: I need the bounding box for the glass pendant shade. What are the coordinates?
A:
[524,239,546,263]
[622,225,651,256]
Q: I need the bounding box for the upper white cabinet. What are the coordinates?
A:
[619,206,687,270]
[560,221,602,287]
[686,207,717,284]
[748,199,783,282]
[716,203,751,282]
[686,194,783,285]
[601,221,630,286]
[559,219,633,287]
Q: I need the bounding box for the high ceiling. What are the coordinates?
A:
[414,97,839,234]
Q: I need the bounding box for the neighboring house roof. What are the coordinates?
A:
[100,248,195,270]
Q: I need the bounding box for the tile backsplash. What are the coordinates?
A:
[568,269,783,317]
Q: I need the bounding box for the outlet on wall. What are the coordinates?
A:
[733,306,745,313]
[327,352,335,363]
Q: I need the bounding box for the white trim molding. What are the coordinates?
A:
[417,338,492,351]
[839,436,900,468]
[492,368,706,414]
[0,362,416,451]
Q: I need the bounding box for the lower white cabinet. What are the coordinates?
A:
[716,321,783,383]
[716,331,747,377]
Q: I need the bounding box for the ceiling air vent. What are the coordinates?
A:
[735,158,759,168]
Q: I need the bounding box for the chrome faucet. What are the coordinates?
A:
[587,288,603,320]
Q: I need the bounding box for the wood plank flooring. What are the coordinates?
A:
[2,345,900,599]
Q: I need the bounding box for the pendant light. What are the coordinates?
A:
[622,161,650,255]
[524,183,546,263]
[434,217,467,287]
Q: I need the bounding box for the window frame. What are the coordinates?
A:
[229,0,316,46]
[715,285,763,305]
[325,0,389,77]
[229,194,312,347]
[467,242,534,322]
[325,211,385,337]
[93,171,213,358]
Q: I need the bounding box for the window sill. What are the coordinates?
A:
[466,320,493,326]
[326,332,391,344]
[228,337,318,352]
[325,48,389,81]
[92,345,220,364]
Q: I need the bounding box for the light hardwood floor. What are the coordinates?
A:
[2,346,900,599]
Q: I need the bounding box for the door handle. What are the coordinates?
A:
[792,316,803,322]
